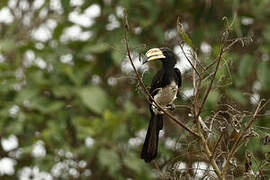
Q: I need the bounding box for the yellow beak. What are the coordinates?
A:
[144,48,166,63]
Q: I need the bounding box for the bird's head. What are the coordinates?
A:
[142,47,177,67]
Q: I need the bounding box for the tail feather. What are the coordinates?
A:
[141,114,163,162]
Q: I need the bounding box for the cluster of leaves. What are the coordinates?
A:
[0,0,270,179]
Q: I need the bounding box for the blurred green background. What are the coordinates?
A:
[0,0,270,179]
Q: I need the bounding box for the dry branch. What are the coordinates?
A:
[123,10,199,137]
[123,10,269,180]
[222,99,270,175]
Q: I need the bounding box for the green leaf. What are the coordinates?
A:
[257,61,270,91]
[205,90,220,109]
[262,24,270,42]
[73,116,95,138]
[124,153,144,173]
[85,43,109,54]
[52,85,72,97]
[61,0,70,12]
[53,23,65,39]
[0,0,8,8]
[15,88,38,104]
[226,89,247,105]
[22,145,34,155]
[42,101,65,113]
[62,65,81,85]
[238,54,253,78]
[6,119,24,135]
[0,39,17,53]
[98,149,121,176]
[177,17,195,50]
[112,50,124,65]
[77,86,109,114]
[27,96,48,112]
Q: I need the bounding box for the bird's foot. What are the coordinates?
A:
[166,104,175,111]
[157,106,164,114]
[152,104,164,114]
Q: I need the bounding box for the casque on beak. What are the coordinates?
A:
[142,48,166,64]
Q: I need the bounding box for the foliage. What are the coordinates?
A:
[0,0,270,179]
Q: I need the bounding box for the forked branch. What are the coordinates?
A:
[123,10,199,137]
[222,99,270,175]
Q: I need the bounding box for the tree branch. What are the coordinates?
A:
[178,41,201,78]
[222,99,270,175]
[197,43,225,116]
[123,10,199,137]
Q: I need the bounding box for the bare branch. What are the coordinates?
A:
[124,10,265,180]
[224,37,253,52]
[211,133,223,159]
[152,160,165,180]
[197,129,224,179]
[191,49,207,71]
[190,28,231,180]
[204,57,220,72]
[178,41,201,78]
[123,9,199,137]
[250,153,265,179]
[198,43,225,116]
[222,99,270,175]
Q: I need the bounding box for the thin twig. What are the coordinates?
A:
[193,102,223,179]
[211,133,223,159]
[123,9,199,137]
[250,153,265,179]
[190,31,228,180]
[191,49,207,71]
[198,129,224,179]
[223,38,240,52]
[178,41,201,78]
[174,104,192,109]
[202,71,215,81]
[222,99,269,175]
[179,26,224,178]
[223,37,252,52]
[204,57,220,72]
[152,160,165,180]
[198,43,225,116]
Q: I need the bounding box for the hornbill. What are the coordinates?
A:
[141,47,182,162]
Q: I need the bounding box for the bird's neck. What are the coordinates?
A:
[162,59,176,71]
[161,60,176,83]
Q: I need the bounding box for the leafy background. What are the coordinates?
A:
[0,0,270,179]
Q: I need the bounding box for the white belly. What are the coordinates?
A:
[153,81,178,107]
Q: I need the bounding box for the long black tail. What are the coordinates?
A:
[141,113,163,162]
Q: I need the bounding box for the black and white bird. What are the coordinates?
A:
[141,47,182,162]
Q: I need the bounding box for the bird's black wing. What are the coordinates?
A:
[142,70,164,163]
[149,69,164,97]
[174,68,182,87]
